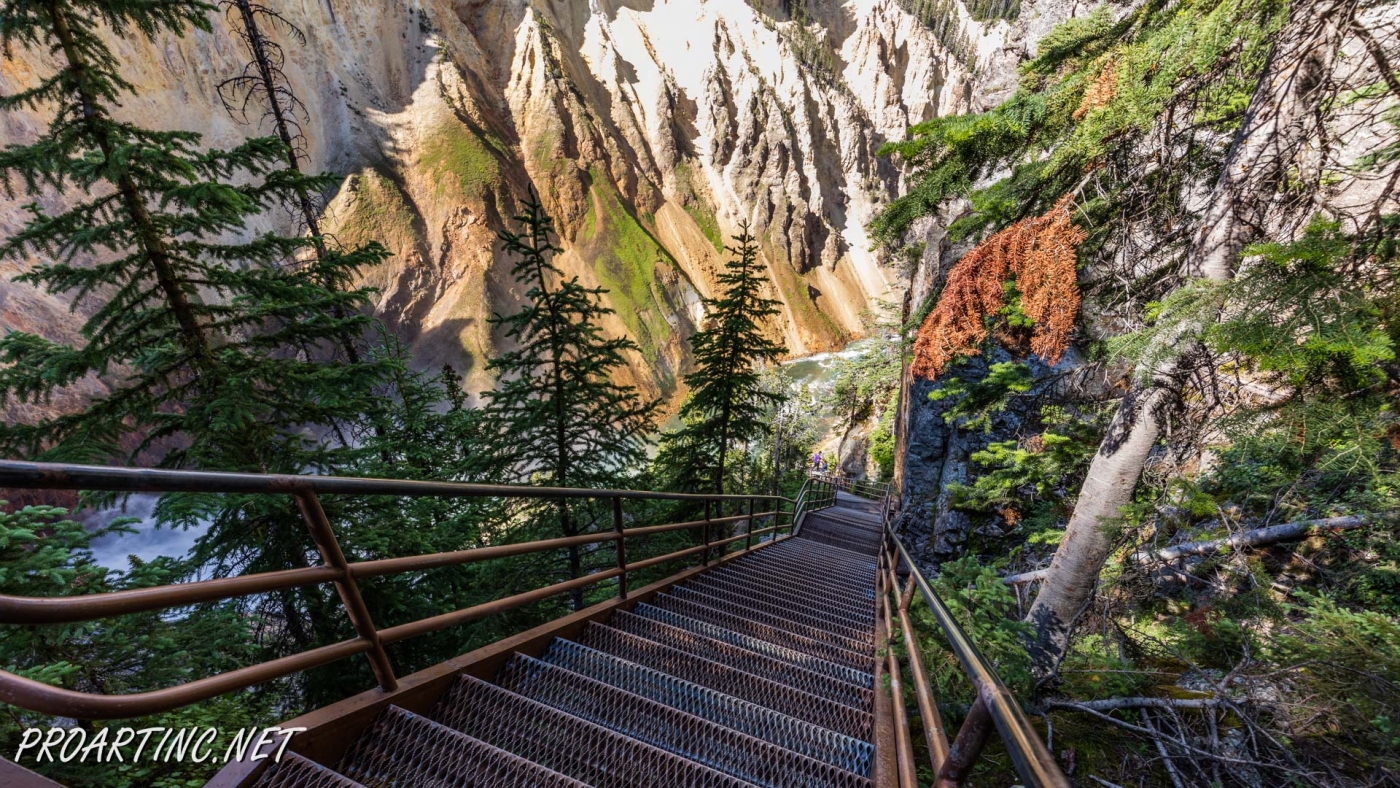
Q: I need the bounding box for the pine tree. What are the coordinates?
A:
[482,195,657,609]
[0,0,386,467]
[657,224,786,496]
[0,501,271,788]
[0,0,394,703]
[217,0,389,369]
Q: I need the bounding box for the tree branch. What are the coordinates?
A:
[1005,513,1388,585]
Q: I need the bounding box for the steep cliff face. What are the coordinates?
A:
[888,0,1089,569]
[0,0,983,404]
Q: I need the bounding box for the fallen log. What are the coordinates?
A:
[1004,514,1387,585]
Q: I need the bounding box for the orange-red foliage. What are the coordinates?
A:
[1074,59,1118,120]
[911,195,1085,379]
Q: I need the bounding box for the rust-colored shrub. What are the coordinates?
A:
[911,195,1084,379]
[1073,59,1118,120]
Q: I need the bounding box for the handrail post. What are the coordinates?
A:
[935,695,994,787]
[612,496,628,599]
[702,499,712,565]
[882,540,919,788]
[744,496,755,551]
[900,573,950,772]
[294,491,398,693]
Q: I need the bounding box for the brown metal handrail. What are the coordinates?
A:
[812,471,890,502]
[0,460,824,720]
[825,475,1070,788]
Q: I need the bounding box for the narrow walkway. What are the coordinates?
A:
[248,496,886,787]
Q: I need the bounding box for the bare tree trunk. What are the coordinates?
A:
[1025,0,1355,675]
[1006,513,1381,585]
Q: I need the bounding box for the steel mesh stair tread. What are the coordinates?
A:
[808,511,882,528]
[665,587,872,656]
[495,653,871,788]
[798,525,881,548]
[608,610,873,707]
[794,532,882,556]
[247,753,368,788]
[685,573,875,624]
[752,539,876,569]
[711,559,873,604]
[754,543,878,575]
[336,705,585,788]
[648,593,872,669]
[809,506,883,524]
[577,622,872,740]
[768,534,878,559]
[722,554,873,590]
[797,525,881,546]
[800,518,882,537]
[669,584,872,646]
[431,674,752,787]
[539,639,873,775]
[631,603,873,687]
[720,557,876,598]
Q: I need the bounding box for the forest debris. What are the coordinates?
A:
[1004,514,1386,585]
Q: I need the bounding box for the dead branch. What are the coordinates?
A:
[1044,697,1223,712]
[1005,513,1389,585]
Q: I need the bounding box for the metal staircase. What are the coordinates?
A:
[0,463,1069,787]
[246,501,885,788]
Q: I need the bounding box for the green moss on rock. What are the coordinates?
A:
[420,121,499,201]
[580,168,680,372]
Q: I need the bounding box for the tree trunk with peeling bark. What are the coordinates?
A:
[1025,0,1356,676]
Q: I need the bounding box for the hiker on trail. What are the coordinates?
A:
[813,451,822,471]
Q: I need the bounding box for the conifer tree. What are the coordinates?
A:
[0,0,394,700]
[218,0,388,368]
[657,224,786,495]
[0,0,385,468]
[482,195,656,608]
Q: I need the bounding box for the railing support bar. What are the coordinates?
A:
[294,491,398,693]
[702,499,712,565]
[744,496,755,551]
[882,548,919,788]
[613,496,628,599]
[899,573,950,773]
[935,695,994,787]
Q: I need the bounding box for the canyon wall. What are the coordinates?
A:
[0,0,993,405]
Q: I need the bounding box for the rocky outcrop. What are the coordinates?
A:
[0,0,988,406]
[888,0,1082,570]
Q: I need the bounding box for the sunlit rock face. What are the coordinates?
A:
[0,0,997,405]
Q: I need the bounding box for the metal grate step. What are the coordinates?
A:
[795,531,882,555]
[496,653,871,788]
[432,674,751,787]
[686,573,875,623]
[631,602,873,687]
[718,557,876,600]
[248,753,367,788]
[713,554,875,591]
[668,586,873,655]
[336,706,585,788]
[780,533,880,560]
[745,542,878,577]
[578,622,873,740]
[608,609,873,707]
[648,593,872,670]
[670,584,873,646]
[539,639,874,775]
